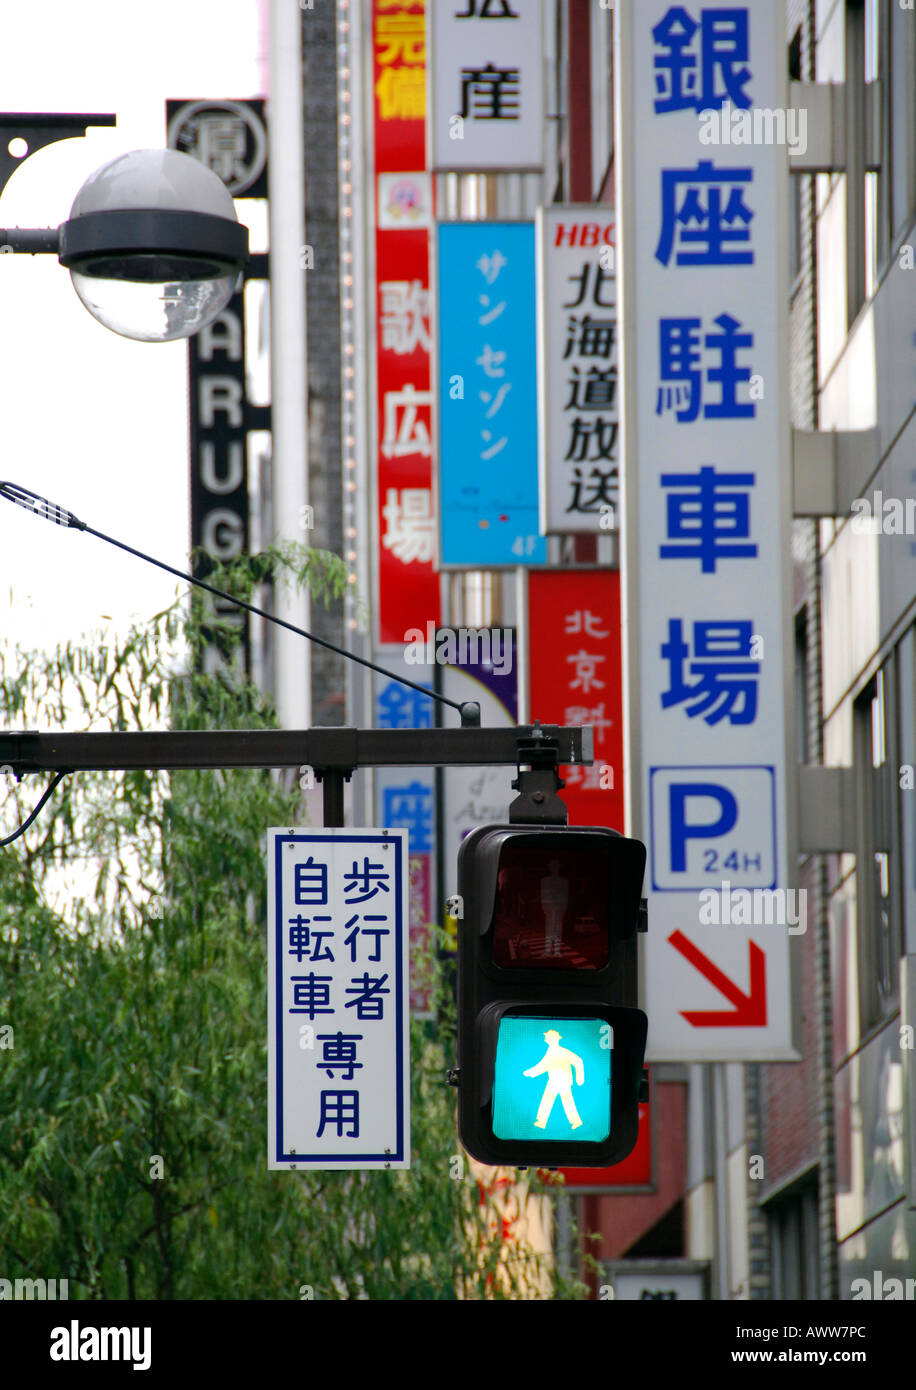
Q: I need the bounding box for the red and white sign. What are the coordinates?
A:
[528,569,624,833]
[372,0,441,644]
[559,1097,652,1191]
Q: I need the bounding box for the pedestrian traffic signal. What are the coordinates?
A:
[455,824,648,1168]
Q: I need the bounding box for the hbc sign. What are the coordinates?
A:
[536,207,618,535]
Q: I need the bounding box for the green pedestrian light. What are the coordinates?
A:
[493,1018,612,1143]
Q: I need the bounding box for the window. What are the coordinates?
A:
[888,0,916,241]
[844,0,869,320]
[854,660,904,1031]
[795,610,809,767]
[767,1172,820,1300]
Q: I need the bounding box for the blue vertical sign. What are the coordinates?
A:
[373,672,437,1021]
[436,221,548,568]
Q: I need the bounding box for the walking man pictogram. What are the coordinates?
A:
[524,1029,584,1130]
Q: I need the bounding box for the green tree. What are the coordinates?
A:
[0,550,583,1299]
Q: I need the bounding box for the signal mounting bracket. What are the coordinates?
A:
[509,722,569,826]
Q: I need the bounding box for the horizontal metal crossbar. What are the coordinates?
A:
[0,724,594,775]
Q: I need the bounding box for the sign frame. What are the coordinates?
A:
[433,219,548,569]
[267,827,411,1171]
[536,205,618,536]
[614,0,801,1062]
[427,0,545,174]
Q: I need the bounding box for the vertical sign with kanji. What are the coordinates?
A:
[436,222,547,567]
[373,669,437,1019]
[167,98,270,677]
[428,0,543,172]
[373,0,441,645]
[528,570,624,833]
[536,208,618,535]
[267,829,410,1169]
[440,635,518,882]
[615,1,797,1060]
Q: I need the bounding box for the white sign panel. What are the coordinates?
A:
[441,652,517,894]
[267,828,410,1169]
[536,206,618,534]
[428,0,544,172]
[615,0,798,1060]
[605,1260,709,1301]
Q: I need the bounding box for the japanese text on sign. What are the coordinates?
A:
[267,830,410,1169]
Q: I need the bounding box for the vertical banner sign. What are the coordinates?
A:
[428,0,544,172]
[372,1,441,645]
[536,208,618,535]
[186,294,256,674]
[529,571,649,1193]
[267,828,410,1170]
[373,669,437,1019]
[559,1091,653,1191]
[528,570,624,834]
[615,1,797,1060]
[440,636,518,892]
[167,99,270,676]
[437,223,548,567]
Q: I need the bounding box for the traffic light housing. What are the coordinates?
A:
[456,824,648,1168]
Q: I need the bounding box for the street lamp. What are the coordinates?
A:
[0,117,248,342]
[60,149,248,342]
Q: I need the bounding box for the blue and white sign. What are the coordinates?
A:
[436,221,548,568]
[267,828,410,1169]
[649,765,777,890]
[615,0,797,1060]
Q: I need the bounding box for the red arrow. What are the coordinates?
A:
[668,930,767,1027]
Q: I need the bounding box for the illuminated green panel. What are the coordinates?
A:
[492,1016,612,1143]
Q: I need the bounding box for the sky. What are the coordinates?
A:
[0,0,265,703]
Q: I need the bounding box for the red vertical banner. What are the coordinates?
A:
[528,570,625,832]
[530,567,648,1191]
[372,0,440,644]
[559,1094,652,1189]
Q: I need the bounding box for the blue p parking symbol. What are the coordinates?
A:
[649,766,776,890]
[669,782,737,871]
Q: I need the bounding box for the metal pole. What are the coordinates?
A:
[0,723,592,775]
[321,770,346,829]
[713,1062,730,1300]
[0,228,59,253]
[268,0,311,733]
